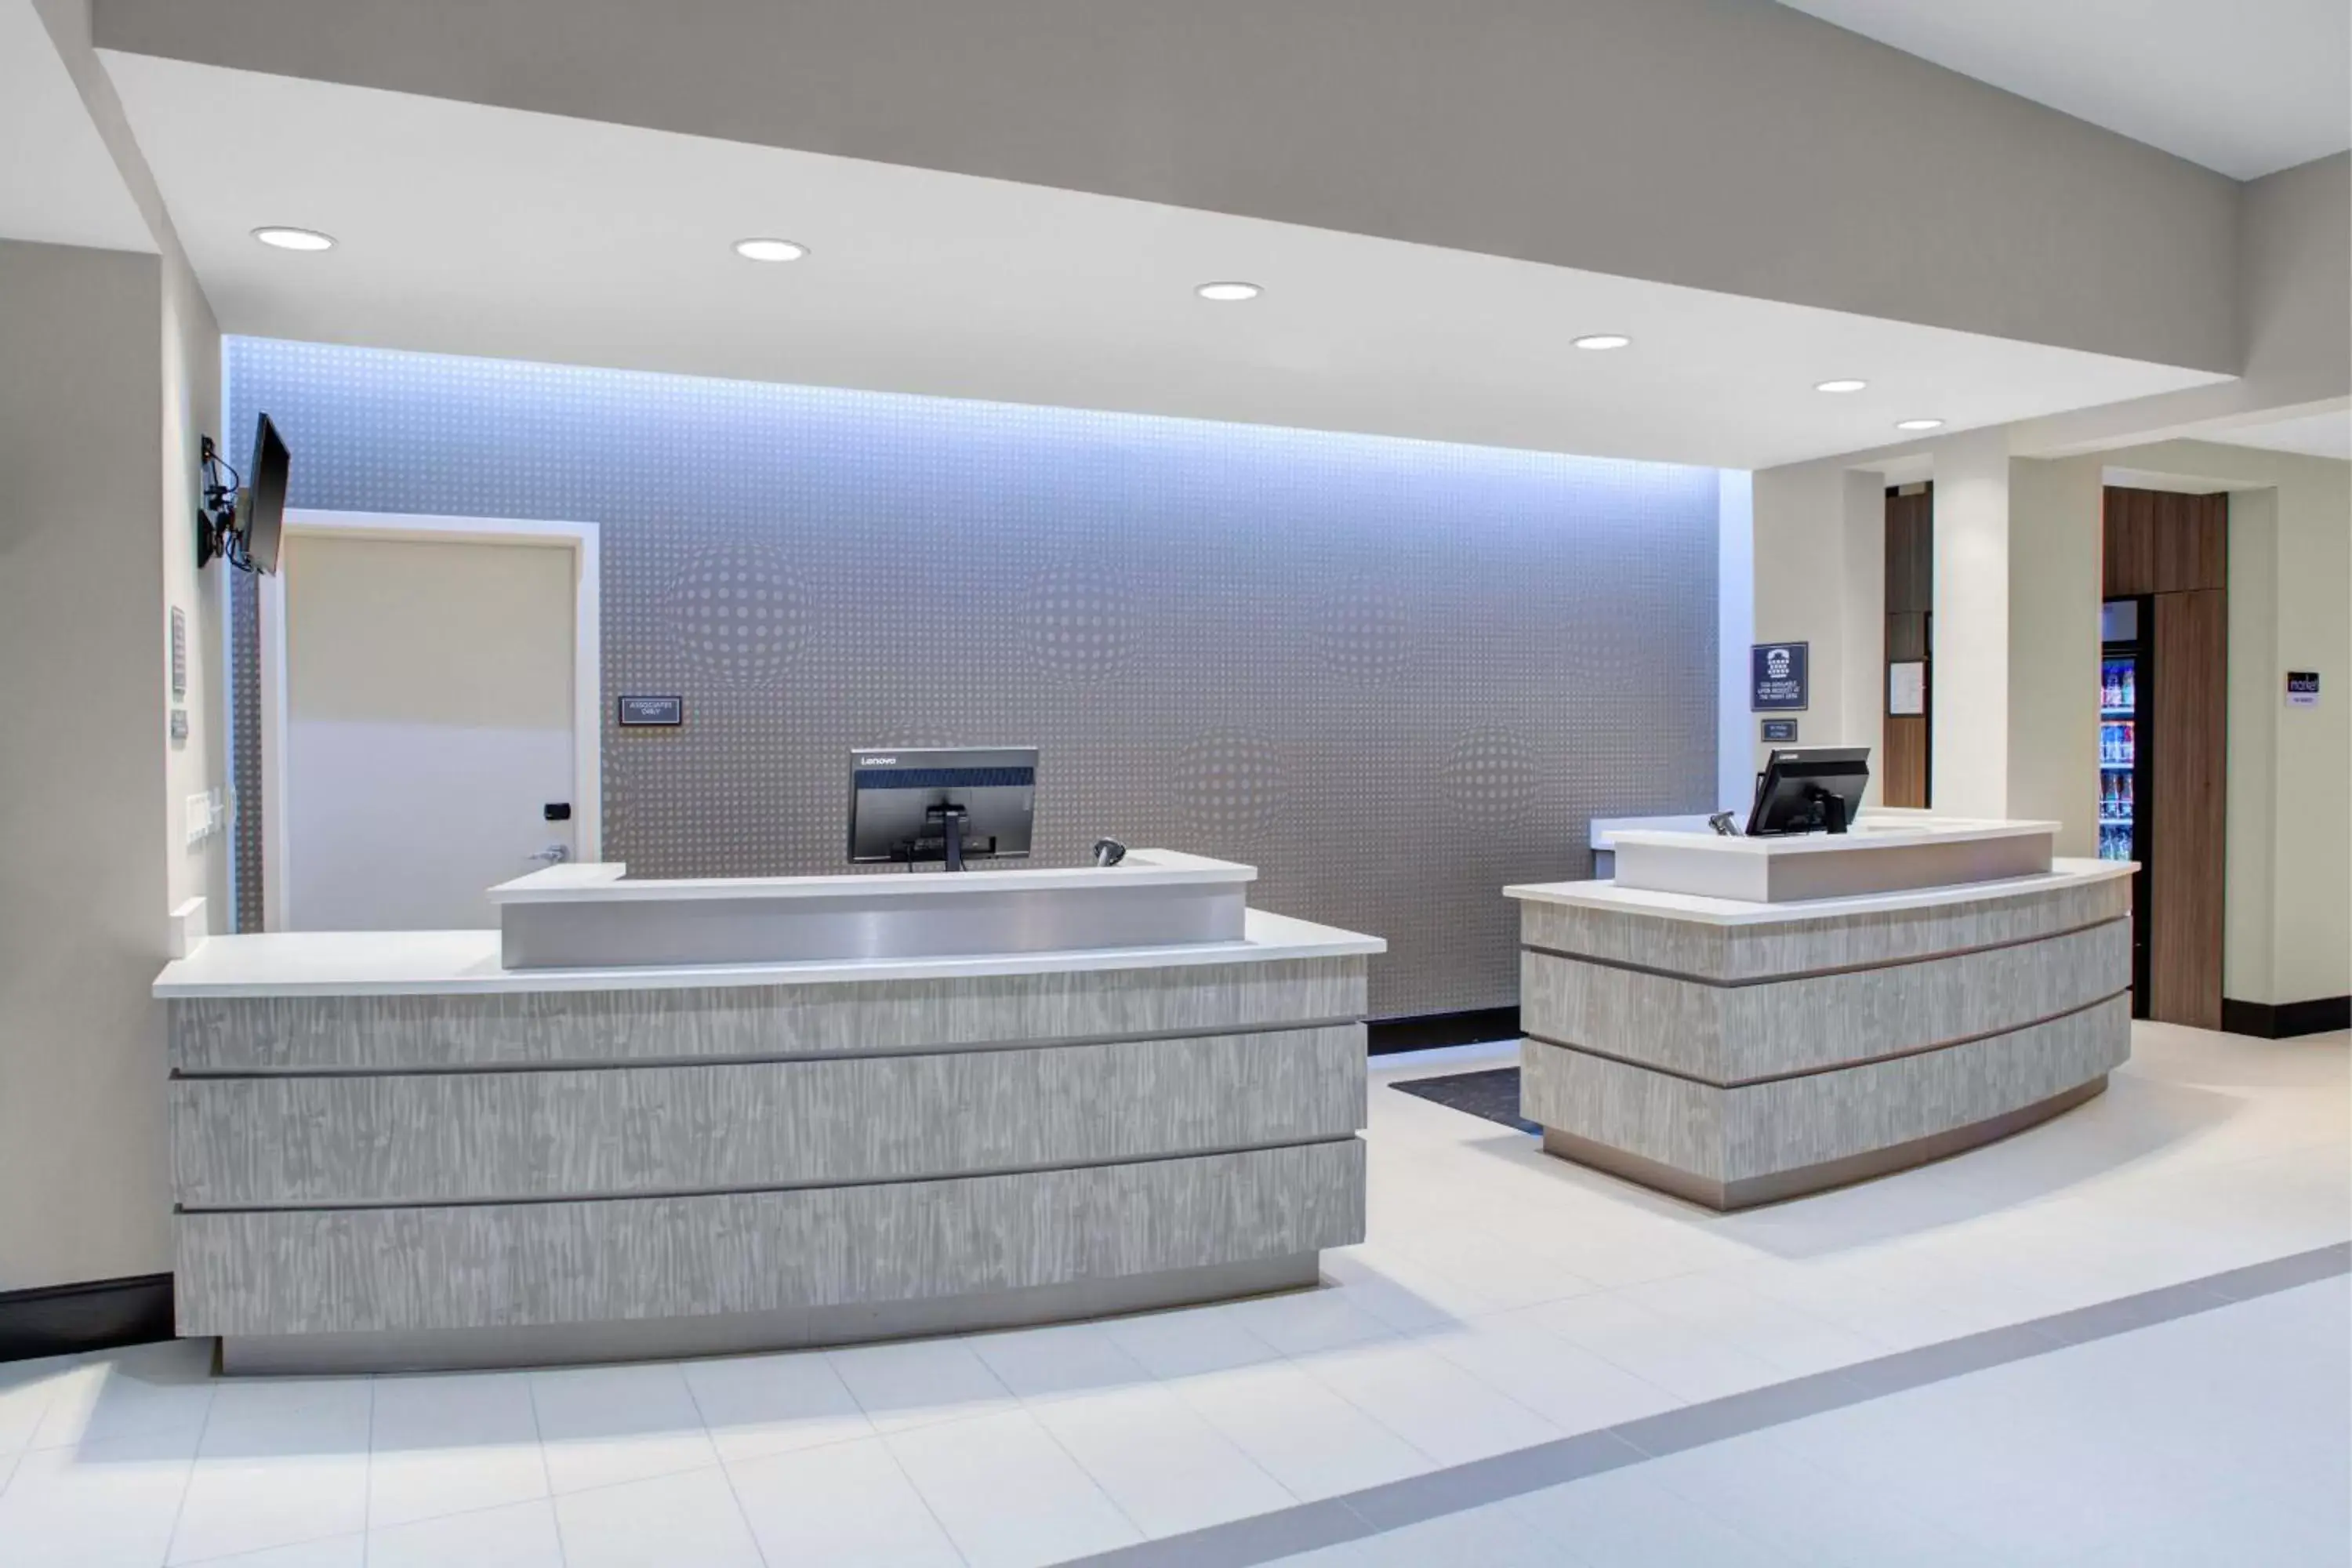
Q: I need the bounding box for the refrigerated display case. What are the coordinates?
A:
[2100,597,2151,1017]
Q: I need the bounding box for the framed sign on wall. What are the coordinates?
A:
[1751,642,1808,711]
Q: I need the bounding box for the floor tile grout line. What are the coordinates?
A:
[359,1376,376,1568]
[677,1362,777,1568]
[519,1367,562,1568]
[1022,1393,1157,1551]
[156,1363,219,1568]
[1045,1240,2351,1568]
[869,1422,977,1568]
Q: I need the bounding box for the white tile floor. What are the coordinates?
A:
[0,1022,2341,1567]
[1280,1274,2352,1568]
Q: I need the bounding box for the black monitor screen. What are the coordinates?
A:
[243,412,290,575]
[1744,746,1871,837]
[848,746,1036,866]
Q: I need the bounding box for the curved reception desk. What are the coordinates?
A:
[1508,818,2133,1210]
[154,852,1382,1373]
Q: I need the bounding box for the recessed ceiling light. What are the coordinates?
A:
[1196,281,1261,302]
[252,227,335,252]
[1815,378,1868,394]
[733,238,808,263]
[1895,418,1946,432]
[1572,334,1632,350]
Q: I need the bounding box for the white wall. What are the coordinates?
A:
[2,0,229,1291]
[2004,456,2103,858]
[100,0,2242,372]
[1748,457,1886,800]
[2096,440,2351,1008]
[2014,152,2351,456]
[0,241,176,1290]
[1715,470,1754,813]
[1929,428,2013,817]
[160,231,227,927]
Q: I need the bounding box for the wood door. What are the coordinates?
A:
[1883,487,1933,808]
[2104,488,2226,597]
[2147,588,2226,1027]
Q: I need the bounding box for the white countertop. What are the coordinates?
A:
[486,849,1252,904]
[1505,857,2132,926]
[154,907,1384,998]
[1589,814,1736,851]
[1605,815,2058,858]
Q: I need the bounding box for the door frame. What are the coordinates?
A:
[258,510,603,931]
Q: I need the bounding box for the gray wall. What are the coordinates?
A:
[107,0,2241,372]
[0,241,174,1290]
[225,338,1719,1016]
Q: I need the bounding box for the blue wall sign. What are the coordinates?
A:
[618,695,684,727]
[1761,719,1798,742]
[1751,642,1809,711]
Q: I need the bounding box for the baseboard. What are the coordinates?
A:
[1367,1005,1522,1055]
[0,1273,176,1364]
[2220,996,2352,1040]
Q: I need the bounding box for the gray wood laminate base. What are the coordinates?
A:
[1540,1078,2107,1210]
[168,949,1372,1370]
[218,1251,1322,1375]
[1512,869,2131,1210]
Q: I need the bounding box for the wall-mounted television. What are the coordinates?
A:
[198,412,291,574]
[241,413,289,574]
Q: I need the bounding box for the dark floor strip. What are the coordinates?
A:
[1054,1240,2350,1568]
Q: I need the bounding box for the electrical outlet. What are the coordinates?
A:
[185,792,211,846]
[207,787,226,833]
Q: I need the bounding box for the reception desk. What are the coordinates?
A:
[1508,818,2132,1209]
[154,852,1381,1373]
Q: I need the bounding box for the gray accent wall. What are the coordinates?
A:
[225,337,1719,1015]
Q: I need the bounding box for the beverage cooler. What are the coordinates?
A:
[2100,598,2151,1016]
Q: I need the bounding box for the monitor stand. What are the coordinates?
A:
[926,804,971,871]
[1807,786,1850,834]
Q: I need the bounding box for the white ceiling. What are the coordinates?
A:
[1777,0,2350,180]
[0,0,152,251]
[104,53,2228,473]
[2206,408,2352,460]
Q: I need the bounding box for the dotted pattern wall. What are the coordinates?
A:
[225,339,1719,1018]
[227,566,263,934]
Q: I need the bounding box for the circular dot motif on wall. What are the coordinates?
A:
[1022,554,1138,683]
[1440,727,1544,826]
[1312,572,1413,685]
[667,540,810,690]
[1174,731,1285,844]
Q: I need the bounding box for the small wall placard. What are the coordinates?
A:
[2286,671,2319,709]
[1751,642,1809,711]
[618,695,684,727]
[1888,661,1926,717]
[1761,719,1798,742]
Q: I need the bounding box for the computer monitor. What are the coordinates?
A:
[1744,746,1871,837]
[848,746,1037,871]
[241,412,290,575]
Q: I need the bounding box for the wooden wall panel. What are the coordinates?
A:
[1886,489,1933,613]
[1883,485,1933,809]
[2148,589,2226,1028]
[1882,715,1929,808]
[2104,488,2227,597]
[1886,612,1929,662]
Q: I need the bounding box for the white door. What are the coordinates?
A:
[281,533,577,930]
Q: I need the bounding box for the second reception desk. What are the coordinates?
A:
[155,852,1382,1373]
[1508,818,2134,1209]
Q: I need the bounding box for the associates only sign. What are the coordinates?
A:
[1751,642,1809,711]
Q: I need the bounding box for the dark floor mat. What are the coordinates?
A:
[1387,1065,1538,1134]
